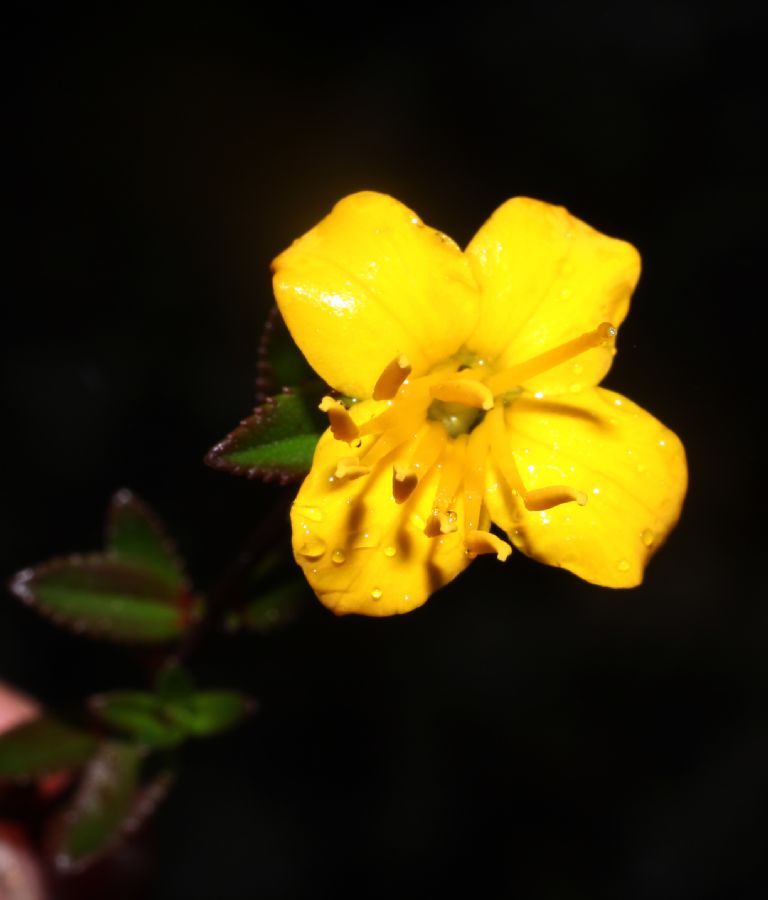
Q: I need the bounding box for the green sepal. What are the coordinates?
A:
[9,555,199,644]
[0,717,99,781]
[241,578,308,633]
[205,389,324,483]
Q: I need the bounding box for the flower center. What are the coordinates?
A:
[318,322,616,561]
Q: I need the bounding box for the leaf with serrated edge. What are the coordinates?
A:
[205,390,323,483]
[50,742,142,873]
[9,556,196,644]
[0,717,99,781]
[106,489,186,593]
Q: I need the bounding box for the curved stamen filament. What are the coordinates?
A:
[430,378,494,411]
[489,405,587,513]
[372,354,412,400]
[462,423,488,533]
[485,322,616,395]
[425,436,467,536]
[391,421,447,504]
[465,530,512,561]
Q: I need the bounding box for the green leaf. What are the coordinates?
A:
[10,556,199,644]
[256,306,318,399]
[166,691,252,736]
[52,742,141,872]
[106,489,186,593]
[0,717,99,780]
[205,390,324,483]
[89,692,187,748]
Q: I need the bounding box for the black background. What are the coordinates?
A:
[3,2,766,898]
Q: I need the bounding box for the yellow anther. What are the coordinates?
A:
[393,465,418,503]
[334,457,371,480]
[465,530,512,561]
[430,378,494,411]
[319,396,359,443]
[523,486,588,511]
[486,321,617,394]
[372,354,412,400]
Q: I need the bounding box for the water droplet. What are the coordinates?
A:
[371,588,383,600]
[636,463,646,474]
[298,537,326,559]
[409,513,426,530]
[297,506,323,522]
[571,362,583,375]
[641,529,655,547]
[617,559,630,572]
[383,545,397,558]
[331,549,346,565]
[569,382,581,393]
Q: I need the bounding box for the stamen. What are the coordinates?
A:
[424,436,467,537]
[486,322,616,395]
[489,405,588,512]
[319,396,359,443]
[465,530,512,561]
[462,424,488,533]
[372,354,412,400]
[334,457,371,480]
[392,465,418,503]
[430,378,494,411]
[523,486,587,511]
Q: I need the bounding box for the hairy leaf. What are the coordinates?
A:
[51,742,142,872]
[205,390,324,483]
[9,556,198,644]
[106,489,186,593]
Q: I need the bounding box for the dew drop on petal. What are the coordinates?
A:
[641,529,655,547]
[383,545,397,558]
[331,549,346,565]
[371,588,383,600]
[352,531,379,549]
[298,537,326,559]
[617,559,630,572]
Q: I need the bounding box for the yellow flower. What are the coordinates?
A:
[272,192,687,616]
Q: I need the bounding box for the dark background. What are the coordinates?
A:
[4,2,766,898]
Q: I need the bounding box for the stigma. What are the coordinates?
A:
[318,322,616,561]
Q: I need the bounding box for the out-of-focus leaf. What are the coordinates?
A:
[88,692,186,748]
[106,489,186,593]
[165,691,252,737]
[91,686,252,745]
[256,306,319,400]
[154,663,195,702]
[0,718,98,781]
[205,390,324,483]
[9,556,199,644]
[51,742,141,873]
[242,579,308,633]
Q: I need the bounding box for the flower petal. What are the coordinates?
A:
[291,401,472,616]
[484,388,687,587]
[273,192,480,398]
[466,198,641,394]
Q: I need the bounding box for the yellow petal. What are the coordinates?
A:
[292,401,472,616]
[466,197,641,394]
[273,192,479,398]
[484,388,687,587]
